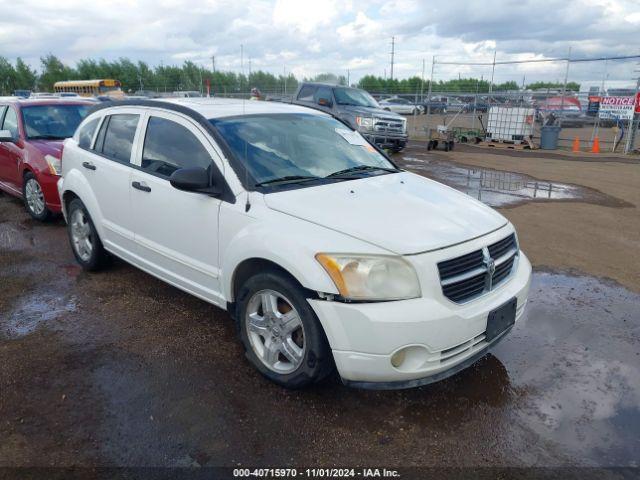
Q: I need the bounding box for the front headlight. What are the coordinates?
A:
[355,116,375,130]
[315,253,421,301]
[44,154,61,176]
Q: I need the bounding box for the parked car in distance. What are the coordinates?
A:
[173,91,202,98]
[0,98,93,220]
[58,98,532,389]
[13,90,31,98]
[293,82,408,152]
[378,96,422,115]
[446,97,470,113]
[536,96,587,127]
[421,96,448,114]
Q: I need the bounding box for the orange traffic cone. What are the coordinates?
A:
[572,137,580,152]
[591,136,600,154]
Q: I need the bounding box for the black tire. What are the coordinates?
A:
[427,141,432,151]
[22,172,51,221]
[448,141,455,151]
[236,269,333,389]
[444,142,450,152]
[66,198,110,271]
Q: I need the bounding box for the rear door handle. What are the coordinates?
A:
[132,181,151,192]
[82,161,96,170]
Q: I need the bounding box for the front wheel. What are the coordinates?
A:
[236,270,333,388]
[67,198,110,271]
[23,172,51,221]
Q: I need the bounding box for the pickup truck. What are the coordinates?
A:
[292,82,408,152]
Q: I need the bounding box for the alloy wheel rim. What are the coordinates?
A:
[25,178,45,215]
[245,289,306,374]
[70,209,93,262]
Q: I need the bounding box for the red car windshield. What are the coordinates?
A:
[22,104,91,140]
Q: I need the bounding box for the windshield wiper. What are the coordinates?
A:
[326,165,400,178]
[255,175,320,187]
[28,135,67,140]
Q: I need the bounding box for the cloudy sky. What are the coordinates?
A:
[1,0,639,87]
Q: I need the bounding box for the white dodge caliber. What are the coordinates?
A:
[58,98,531,389]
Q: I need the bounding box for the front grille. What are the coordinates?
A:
[437,234,519,303]
[373,117,405,134]
[488,233,516,259]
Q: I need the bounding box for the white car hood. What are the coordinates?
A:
[264,171,507,255]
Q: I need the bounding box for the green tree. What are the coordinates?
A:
[0,56,17,94]
[39,54,75,91]
[526,81,580,92]
[14,58,37,90]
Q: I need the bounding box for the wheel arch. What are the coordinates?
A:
[59,170,105,238]
[227,257,321,317]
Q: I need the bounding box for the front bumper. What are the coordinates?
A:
[309,227,532,389]
[39,172,62,213]
[362,132,408,150]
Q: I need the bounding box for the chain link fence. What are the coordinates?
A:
[368,55,639,154]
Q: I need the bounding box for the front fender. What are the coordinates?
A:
[219,203,391,302]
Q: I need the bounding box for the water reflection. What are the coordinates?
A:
[401,156,599,207]
[493,272,640,466]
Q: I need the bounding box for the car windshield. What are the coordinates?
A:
[333,87,379,108]
[210,113,396,186]
[22,104,91,139]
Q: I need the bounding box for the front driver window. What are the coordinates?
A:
[2,107,19,138]
[141,117,213,179]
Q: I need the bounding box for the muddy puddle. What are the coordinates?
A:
[398,155,625,208]
[491,271,640,466]
[2,292,77,339]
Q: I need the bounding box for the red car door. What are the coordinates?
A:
[0,105,23,194]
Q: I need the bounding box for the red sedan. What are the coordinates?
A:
[0,98,94,220]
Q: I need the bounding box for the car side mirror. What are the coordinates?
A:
[0,130,15,142]
[317,97,332,108]
[169,167,218,195]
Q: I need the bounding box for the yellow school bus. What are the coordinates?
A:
[53,79,124,98]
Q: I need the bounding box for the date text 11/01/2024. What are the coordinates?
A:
[233,468,401,478]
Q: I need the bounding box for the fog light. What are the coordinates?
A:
[391,349,406,368]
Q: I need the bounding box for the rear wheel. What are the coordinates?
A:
[23,172,51,221]
[67,198,110,271]
[236,269,333,388]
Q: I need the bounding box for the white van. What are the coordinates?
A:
[58,98,531,389]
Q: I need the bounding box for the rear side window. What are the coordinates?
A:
[314,87,332,104]
[78,118,100,149]
[297,85,316,102]
[97,114,139,163]
[2,107,19,138]
[141,116,212,179]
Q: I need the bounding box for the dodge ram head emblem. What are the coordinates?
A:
[486,257,496,276]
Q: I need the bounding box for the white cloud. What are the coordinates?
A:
[0,0,638,85]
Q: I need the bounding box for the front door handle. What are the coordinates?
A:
[82,161,96,170]
[132,181,151,192]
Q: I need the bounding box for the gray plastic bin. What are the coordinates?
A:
[540,126,561,150]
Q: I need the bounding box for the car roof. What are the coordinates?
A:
[97,97,329,120]
[0,97,95,107]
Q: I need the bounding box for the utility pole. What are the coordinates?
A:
[389,36,395,81]
[624,64,640,154]
[248,58,252,78]
[559,46,571,126]
[211,55,215,73]
[240,44,244,94]
[420,58,425,102]
[488,50,496,95]
[425,55,436,138]
[347,69,350,86]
